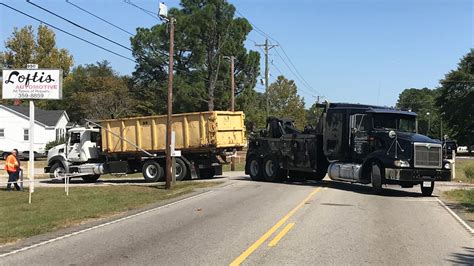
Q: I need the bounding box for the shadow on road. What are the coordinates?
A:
[40,175,230,185]
[235,176,424,198]
[447,246,474,264]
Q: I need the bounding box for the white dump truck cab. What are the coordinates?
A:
[66,127,101,162]
[45,127,109,183]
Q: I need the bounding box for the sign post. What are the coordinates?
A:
[2,67,62,203]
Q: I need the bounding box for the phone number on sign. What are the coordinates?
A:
[17,93,45,98]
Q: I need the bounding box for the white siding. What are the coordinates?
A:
[0,108,65,154]
[54,113,69,141]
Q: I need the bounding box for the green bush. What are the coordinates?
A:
[464,165,474,180]
[45,139,66,151]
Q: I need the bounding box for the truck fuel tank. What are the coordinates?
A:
[328,163,362,181]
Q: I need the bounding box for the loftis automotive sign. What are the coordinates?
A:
[2,69,62,99]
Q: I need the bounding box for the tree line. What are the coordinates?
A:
[0,0,471,144]
[0,0,307,130]
[396,50,473,145]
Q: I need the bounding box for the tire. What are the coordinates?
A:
[82,175,100,183]
[199,168,215,179]
[263,156,286,182]
[174,158,189,181]
[142,161,164,182]
[420,181,434,196]
[371,163,383,194]
[247,156,263,181]
[50,163,66,179]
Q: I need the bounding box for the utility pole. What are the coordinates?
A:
[256,39,278,116]
[165,18,175,190]
[230,56,235,112]
[225,55,236,171]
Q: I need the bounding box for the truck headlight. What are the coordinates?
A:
[443,162,451,169]
[394,160,410,168]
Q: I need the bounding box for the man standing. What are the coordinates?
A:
[4,149,21,191]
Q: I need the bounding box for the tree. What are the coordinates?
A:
[436,50,474,145]
[267,76,307,129]
[306,102,324,127]
[0,25,74,107]
[130,0,260,115]
[236,88,266,130]
[0,25,73,74]
[396,87,440,136]
[61,61,136,122]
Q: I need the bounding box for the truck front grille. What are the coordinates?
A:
[413,143,442,169]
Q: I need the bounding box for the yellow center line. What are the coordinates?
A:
[229,187,321,266]
[268,222,295,247]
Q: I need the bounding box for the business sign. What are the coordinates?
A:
[2,69,63,100]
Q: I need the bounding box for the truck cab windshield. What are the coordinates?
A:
[372,114,416,133]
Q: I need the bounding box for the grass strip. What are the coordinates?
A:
[443,189,474,220]
[0,181,221,245]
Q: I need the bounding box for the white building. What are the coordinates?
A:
[0,105,70,158]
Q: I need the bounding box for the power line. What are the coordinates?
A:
[123,0,160,21]
[234,9,278,44]
[65,0,170,59]
[66,0,135,36]
[235,8,324,97]
[278,46,320,95]
[269,60,284,76]
[0,3,135,62]
[272,48,314,95]
[27,0,133,52]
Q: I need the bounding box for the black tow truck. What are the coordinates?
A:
[245,102,451,196]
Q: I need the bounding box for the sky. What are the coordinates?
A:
[1,0,472,107]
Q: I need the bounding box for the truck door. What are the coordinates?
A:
[324,110,345,160]
[67,132,82,162]
[349,114,369,160]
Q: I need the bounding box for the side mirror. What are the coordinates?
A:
[389,130,396,139]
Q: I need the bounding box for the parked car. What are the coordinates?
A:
[1,150,46,160]
[457,146,469,154]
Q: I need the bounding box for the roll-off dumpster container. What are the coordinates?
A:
[100,111,246,154]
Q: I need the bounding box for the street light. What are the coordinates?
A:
[426,112,431,136]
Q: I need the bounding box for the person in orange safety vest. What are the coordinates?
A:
[4,149,21,191]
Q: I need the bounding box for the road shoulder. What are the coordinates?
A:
[436,181,474,231]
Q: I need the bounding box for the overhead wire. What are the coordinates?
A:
[273,48,320,97]
[123,0,160,21]
[235,8,324,98]
[27,0,133,52]
[65,0,135,36]
[0,2,135,62]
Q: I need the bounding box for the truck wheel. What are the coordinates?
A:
[247,156,263,181]
[263,156,286,182]
[50,163,66,179]
[82,175,100,183]
[174,158,188,181]
[420,181,434,196]
[142,161,164,182]
[371,163,383,194]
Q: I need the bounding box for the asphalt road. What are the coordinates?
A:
[1,173,473,265]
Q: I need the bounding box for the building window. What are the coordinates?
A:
[24,129,29,141]
[0,129,4,138]
[56,128,65,141]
